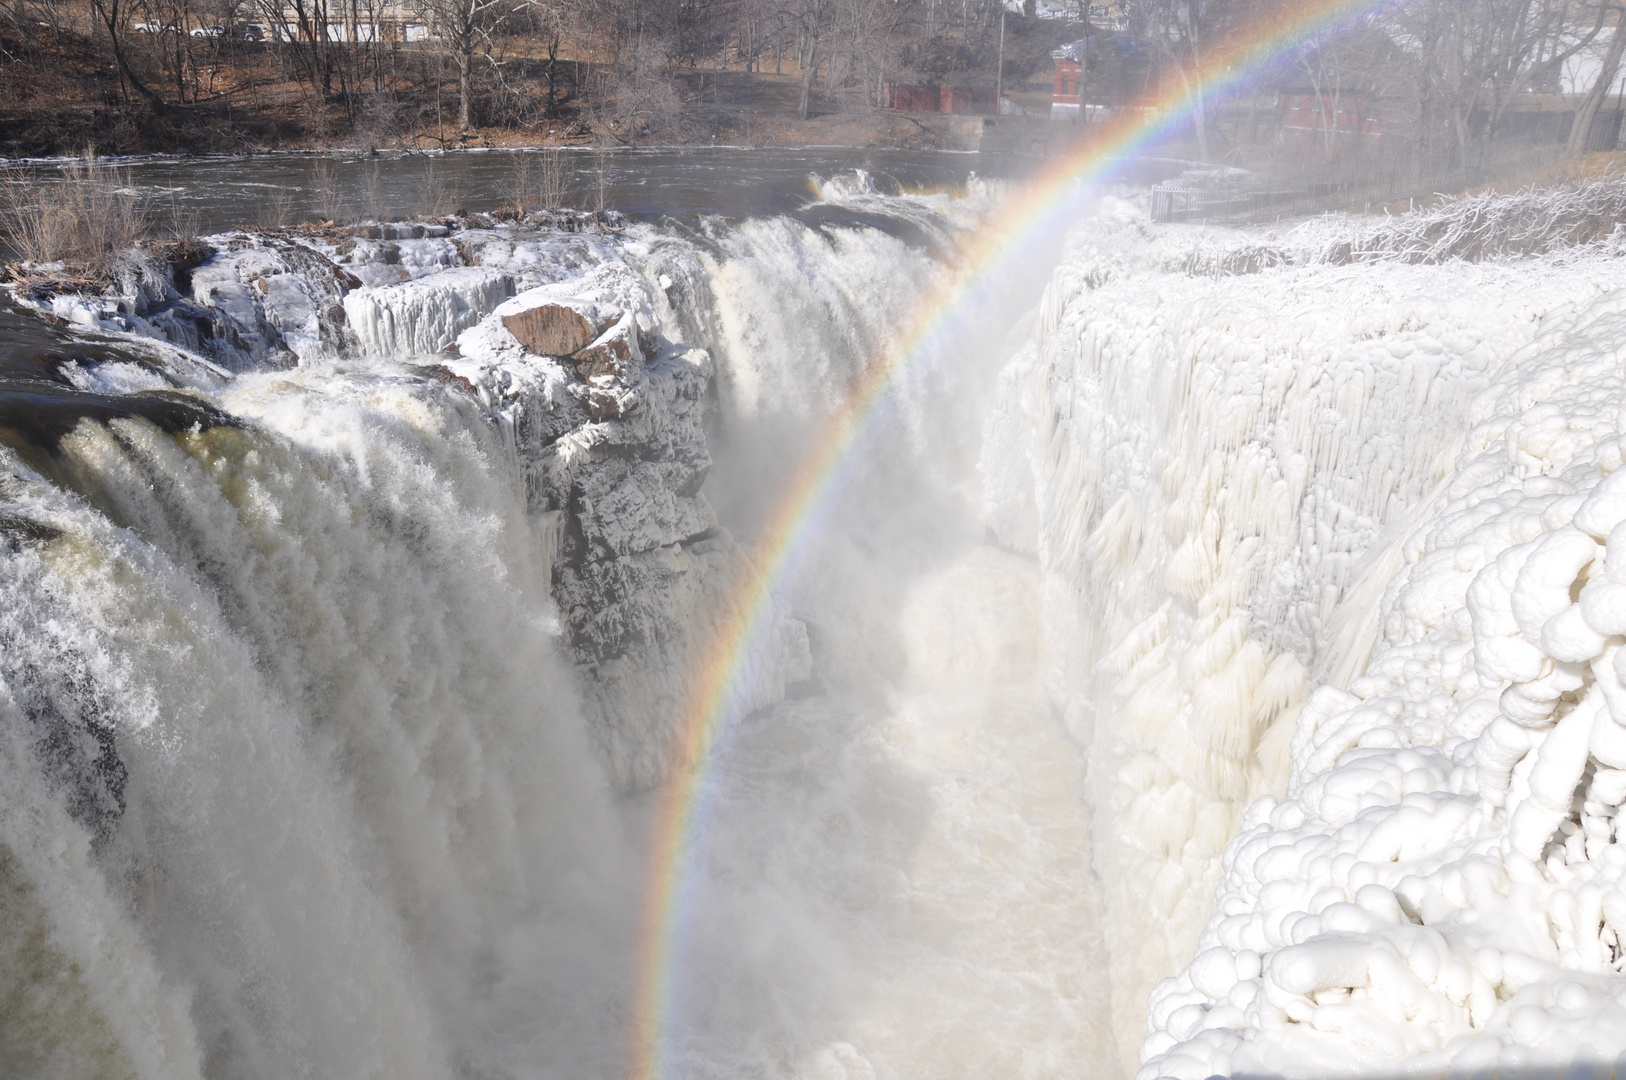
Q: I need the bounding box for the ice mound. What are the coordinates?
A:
[343,266,514,357]
[1134,270,1626,1077]
[188,236,357,363]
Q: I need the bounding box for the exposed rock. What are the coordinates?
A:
[450,261,808,789]
[502,302,610,356]
[421,364,478,395]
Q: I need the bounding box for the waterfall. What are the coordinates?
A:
[12,171,1626,1080]
[1,181,1108,1078]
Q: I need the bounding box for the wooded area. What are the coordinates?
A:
[1,0,1625,161]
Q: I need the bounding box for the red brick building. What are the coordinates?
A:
[883,84,995,115]
[1277,90,1389,138]
[1051,40,1083,119]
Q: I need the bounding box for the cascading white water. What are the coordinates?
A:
[0,176,1116,1079]
[0,369,635,1078]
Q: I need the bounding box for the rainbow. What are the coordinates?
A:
[629,0,1379,1074]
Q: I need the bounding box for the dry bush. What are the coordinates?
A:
[506,148,570,216]
[256,184,295,229]
[311,158,345,223]
[419,158,462,219]
[597,38,685,144]
[0,153,144,278]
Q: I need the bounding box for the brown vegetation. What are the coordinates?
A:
[0,153,144,274]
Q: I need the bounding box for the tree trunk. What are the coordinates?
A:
[457,46,472,129]
[89,0,167,110]
[1192,78,1209,159]
[799,38,818,118]
[1569,21,1626,156]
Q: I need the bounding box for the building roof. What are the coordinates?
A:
[1052,39,1084,63]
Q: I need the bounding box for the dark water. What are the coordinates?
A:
[0,299,233,467]
[109,146,1022,232]
[97,145,1195,232]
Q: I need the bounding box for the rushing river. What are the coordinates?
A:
[116,147,1015,228]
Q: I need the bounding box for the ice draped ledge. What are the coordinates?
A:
[41,220,816,791]
[982,197,1626,1076]
[993,210,1626,1077]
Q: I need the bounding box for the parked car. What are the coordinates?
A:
[231,23,265,40]
[190,24,225,37]
[132,20,177,32]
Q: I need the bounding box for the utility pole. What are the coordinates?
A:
[996,3,1006,114]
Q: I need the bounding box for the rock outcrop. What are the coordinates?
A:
[453,265,810,789]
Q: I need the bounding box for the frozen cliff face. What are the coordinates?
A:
[343,267,515,358]
[1135,274,1626,1078]
[983,197,1626,1072]
[19,214,818,792]
[450,262,810,789]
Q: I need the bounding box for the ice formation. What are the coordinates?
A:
[980,195,1626,1076]
[1130,281,1626,1079]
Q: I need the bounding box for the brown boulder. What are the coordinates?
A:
[502,304,610,357]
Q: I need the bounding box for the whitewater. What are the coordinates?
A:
[8,163,1626,1080]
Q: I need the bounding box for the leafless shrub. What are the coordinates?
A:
[356,92,408,154]
[0,152,144,278]
[507,148,570,216]
[152,186,201,244]
[360,160,386,223]
[1176,175,1626,277]
[592,147,610,214]
[419,158,461,219]
[1172,244,1290,277]
[597,37,684,144]
[1292,176,1626,265]
[257,184,295,230]
[311,158,344,223]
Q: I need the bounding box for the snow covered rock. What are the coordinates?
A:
[187,235,359,363]
[452,262,808,788]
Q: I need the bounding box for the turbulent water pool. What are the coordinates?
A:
[10,150,1626,1080]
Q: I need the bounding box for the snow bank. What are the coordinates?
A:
[984,197,1626,1071]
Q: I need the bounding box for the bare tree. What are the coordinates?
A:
[1413,0,1610,152]
[1567,4,1626,154]
[790,0,831,119]
[88,0,168,109]
[412,0,528,129]
[1131,0,1238,159]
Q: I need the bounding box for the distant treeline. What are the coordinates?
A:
[1,0,1623,158]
